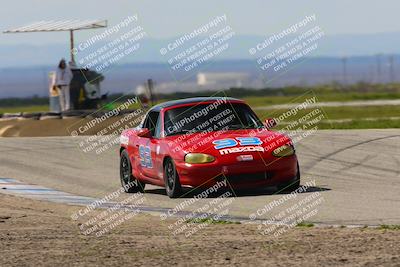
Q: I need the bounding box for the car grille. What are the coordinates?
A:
[217,172,273,184]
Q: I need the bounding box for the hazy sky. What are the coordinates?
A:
[0,0,399,45]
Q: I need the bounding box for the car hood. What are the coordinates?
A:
[164,129,292,157]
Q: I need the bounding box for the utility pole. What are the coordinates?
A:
[70,30,75,64]
[389,55,395,83]
[376,54,382,83]
[341,56,347,85]
[147,79,154,105]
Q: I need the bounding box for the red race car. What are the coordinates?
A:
[120,97,300,198]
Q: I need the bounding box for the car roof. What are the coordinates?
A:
[148,97,243,112]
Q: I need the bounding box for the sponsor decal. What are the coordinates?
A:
[213,137,263,155]
[139,145,153,168]
[220,146,264,155]
[236,155,254,161]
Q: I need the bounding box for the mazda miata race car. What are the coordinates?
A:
[120,97,300,198]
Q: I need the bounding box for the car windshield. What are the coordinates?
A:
[164,102,264,136]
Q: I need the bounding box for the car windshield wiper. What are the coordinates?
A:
[167,129,194,136]
[225,124,253,130]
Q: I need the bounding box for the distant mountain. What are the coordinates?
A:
[1,32,400,68]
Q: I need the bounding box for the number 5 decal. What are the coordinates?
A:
[139,145,153,168]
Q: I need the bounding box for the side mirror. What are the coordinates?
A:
[264,118,277,129]
[137,128,151,138]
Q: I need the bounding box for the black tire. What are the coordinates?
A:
[163,158,182,198]
[277,161,301,192]
[120,150,145,193]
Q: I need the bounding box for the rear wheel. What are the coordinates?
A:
[120,150,145,193]
[164,158,182,198]
[277,161,301,192]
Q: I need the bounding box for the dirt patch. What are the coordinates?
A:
[0,117,127,137]
[0,193,399,266]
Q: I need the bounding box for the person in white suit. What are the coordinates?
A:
[55,59,73,111]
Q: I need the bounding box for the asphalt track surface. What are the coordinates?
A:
[0,129,399,225]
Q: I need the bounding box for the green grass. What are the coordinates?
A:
[0,102,143,114]
[379,225,400,230]
[296,222,315,227]
[2,104,400,129]
[258,105,400,120]
[256,105,400,130]
[315,119,400,129]
[185,217,241,225]
[6,91,398,113]
[244,91,400,107]
[0,105,49,114]
[1,89,400,130]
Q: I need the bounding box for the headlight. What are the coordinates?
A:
[272,144,295,157]
[185,153,215,164]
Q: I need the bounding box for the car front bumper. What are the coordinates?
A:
[175,155,298,189]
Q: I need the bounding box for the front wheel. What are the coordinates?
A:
[163,158,182,198]
[120,150,145,193]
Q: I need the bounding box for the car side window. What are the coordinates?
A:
[154,114,162,138]
[143,111,160,137]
